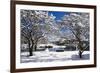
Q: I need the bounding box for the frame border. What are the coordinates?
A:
[10,0,97,73]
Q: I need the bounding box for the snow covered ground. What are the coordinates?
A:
[20,51,90,63]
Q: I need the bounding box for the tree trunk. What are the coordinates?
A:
[34,44,37,51]
[28,40,33,56]
[29,47,33,56]
[79,51,82,58]
[78,41,83,58]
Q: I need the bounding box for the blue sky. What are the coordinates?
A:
[49,11,70,20]
[48,11,72,34]
[48,11,82,20]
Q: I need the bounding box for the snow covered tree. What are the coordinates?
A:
[21,10,60,56]
[42,13,61,42]
[62,12,90,58]
[21,10,48,56]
